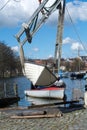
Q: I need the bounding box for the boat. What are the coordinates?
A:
[70,71,86,80]
[25,86,64,99]
[15,0,66,100]
[25,96,64,105]
[0,96,20,108]
[24,62,57,86]
[24,62,65,99]
[83,72,87,80]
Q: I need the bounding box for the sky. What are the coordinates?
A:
[0,0,87,59]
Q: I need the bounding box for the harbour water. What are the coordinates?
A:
[0,76,86,107]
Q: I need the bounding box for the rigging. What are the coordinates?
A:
[0,0,11,11]
[66,6,87,55]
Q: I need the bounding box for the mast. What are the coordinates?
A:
[78,46,80,72]
[54,0,65,74]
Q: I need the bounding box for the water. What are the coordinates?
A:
[0,76,86,107]
[0,76,31,107]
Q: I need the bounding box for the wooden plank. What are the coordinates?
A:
[11,113,62,119]
[17,110,47,116]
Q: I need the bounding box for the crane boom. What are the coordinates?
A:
[15,0,65,75]
[15,0,63,46]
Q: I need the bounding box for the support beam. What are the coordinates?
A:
[54,0,65,73]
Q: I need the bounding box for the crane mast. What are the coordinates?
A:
[54,0,65,73]
[15,0,65,73]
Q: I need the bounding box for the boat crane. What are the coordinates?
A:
[15,0,65,74]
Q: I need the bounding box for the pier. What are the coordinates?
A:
[0,96,20,108]
[0,83,20,108]
[0,101,86,129]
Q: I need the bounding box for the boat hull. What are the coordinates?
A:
[24,62,57,86]
[24,87,65,99]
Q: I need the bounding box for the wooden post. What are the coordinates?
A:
[14,83,18,96]
[54,0,66,73]
[4,83,6,97]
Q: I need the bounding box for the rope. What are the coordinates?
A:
[0,0,11,11]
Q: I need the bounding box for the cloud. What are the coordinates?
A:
[65,1,87,23]
[63,37,84,53]
[63,37,74,44]
[48,54,53,58]
[0,0,87,27]
[11,46,19,52]
[71,42,84,51]
[47,0,87,25]
[32,47,39,52]
[0,0,38,27]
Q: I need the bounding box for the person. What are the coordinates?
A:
[54,77,66,88]
[38,0,46,15]
[38,0,42,4]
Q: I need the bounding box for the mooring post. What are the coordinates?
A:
[14,83,18,96]
[63,94,67,108]
[4,83,7,97]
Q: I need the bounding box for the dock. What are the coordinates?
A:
[0,82,20,108]
[0,96,20,108]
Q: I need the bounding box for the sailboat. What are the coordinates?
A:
[15,0,66,99]
[70,48,86,80]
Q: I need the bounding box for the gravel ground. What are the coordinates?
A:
[0,106,87,130]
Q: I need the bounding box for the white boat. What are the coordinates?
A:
[24,86,65,99]
[24,62,57,86]
[23,62,65,99]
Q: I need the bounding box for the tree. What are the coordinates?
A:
[70,58,85,72]
[0,42,22,77]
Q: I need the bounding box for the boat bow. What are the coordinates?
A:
[24,62,57,86]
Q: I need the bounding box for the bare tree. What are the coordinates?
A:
[0,42,22,77]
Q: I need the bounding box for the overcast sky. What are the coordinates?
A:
[0,0,87,59]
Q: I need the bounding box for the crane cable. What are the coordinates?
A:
[66,6,87,54]
[0,0,21,11]
[0,0,11,11]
